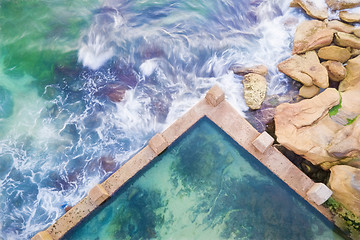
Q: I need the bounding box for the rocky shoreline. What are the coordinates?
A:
[234,0,360,239]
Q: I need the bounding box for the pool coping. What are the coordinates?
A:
[31,85,334,240]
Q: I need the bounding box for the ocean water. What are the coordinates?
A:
[0,0,314,239]
[63,118,344,240]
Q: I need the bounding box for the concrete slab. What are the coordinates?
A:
[149,133,168,155]
[307,183,333,205]
[31,231,53,240]
[88,184,109,206]
[205,85,225,107]
[101,146,157,196]
[252,131,274,153]
[47,197,97,239]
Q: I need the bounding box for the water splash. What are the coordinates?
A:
[0,0,311,239]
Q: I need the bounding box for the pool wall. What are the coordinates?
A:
[31,85,334,240]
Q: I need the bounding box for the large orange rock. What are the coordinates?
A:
[329,165,360,217]
[278,51,329,88]
[275,88,341,166]
[290,0,328,20]
[326,0,360,10]
[275,83,360,169]
[339,55,360,91]
[293,20,335,54]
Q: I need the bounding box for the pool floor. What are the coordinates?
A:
[63,118,344,240]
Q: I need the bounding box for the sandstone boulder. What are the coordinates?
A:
[334,32,360,49]
[339,11,360,23]
[290,0,328,20]
[275,88,342,166]
[326,20,355,33]
[293,20,335,54]
[339,55,360,91]
[231,64,268,76]
[299,85,320,98]
[318,46,351,62]
[278,51,329,88]
[326,0,360,10]
[321,60,347,82]
[351,48,360,57]
[327,117,360,158]
[329,165,360,217]
[243,73,267,110]
[354,27,360,37]
[275,82,360,169]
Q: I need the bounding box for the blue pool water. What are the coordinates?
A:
[63,118,344,240]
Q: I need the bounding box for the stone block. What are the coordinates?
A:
[252,131,274,153]
[31,231,53,240]
[149,133,168,155]
[307,183,333,205]
[88,184,110,206]
[205,85,225,107]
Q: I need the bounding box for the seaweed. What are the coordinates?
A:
[324,197,360,239]
[329,94,342,117]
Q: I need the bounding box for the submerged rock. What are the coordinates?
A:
[231,64,268,76]
[290,0,328,20]
[278,50,329,88]
[321,60,347,82]
[339,55,360,91]
[329,165,360,217]
[293,20,335,54]
[326,0,360,10]
[0,87,14,119]
[243,73,267,110]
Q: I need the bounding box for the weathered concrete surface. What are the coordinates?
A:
[88,184,109,206]
[31,231,53,240]
[307,183,333,205]
[149,133,168,155]
[205,85,225,107]
[252,131,274,153]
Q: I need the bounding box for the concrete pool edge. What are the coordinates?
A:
[32,85,334,240]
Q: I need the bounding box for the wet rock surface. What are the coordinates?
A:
[292,20,335,54]
[278,50,329,88]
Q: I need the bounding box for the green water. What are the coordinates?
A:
[0,0,99,137]
[63,118,344,240]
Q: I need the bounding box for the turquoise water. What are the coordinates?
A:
[63,118,344,240]
[0,0,311,239]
